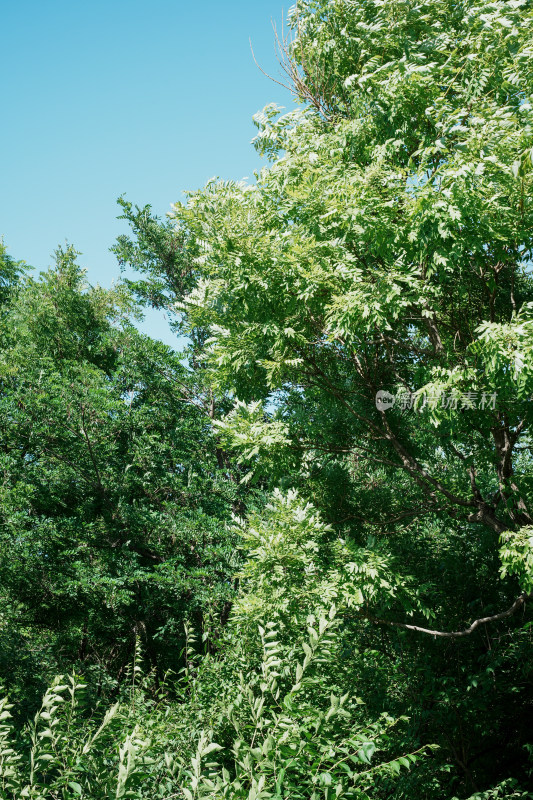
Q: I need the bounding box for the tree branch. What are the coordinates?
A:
[365,592,530,638]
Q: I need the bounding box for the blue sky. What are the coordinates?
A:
[1,0,294,346]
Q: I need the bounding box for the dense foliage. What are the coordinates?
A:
[0,248,242,710]
[2,0,533,797]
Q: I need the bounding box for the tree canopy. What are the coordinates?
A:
[1,1,533,798]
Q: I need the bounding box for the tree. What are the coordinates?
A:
[0,241,24,309]
[0,247,242,708]
[117,0,533,794]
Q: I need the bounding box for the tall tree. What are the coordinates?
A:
[0,248,241,706]
[116,0,533,794]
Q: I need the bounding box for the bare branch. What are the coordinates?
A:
[250,12,336,120]
[364,592,530,639]
[249,38,294,92]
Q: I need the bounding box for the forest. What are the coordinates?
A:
[1,0,533,797]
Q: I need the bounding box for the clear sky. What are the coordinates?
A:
[1,0,294,346]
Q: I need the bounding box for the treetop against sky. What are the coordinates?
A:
[0,0,293,344]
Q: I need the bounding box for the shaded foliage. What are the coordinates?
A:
[0,248,241,711]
